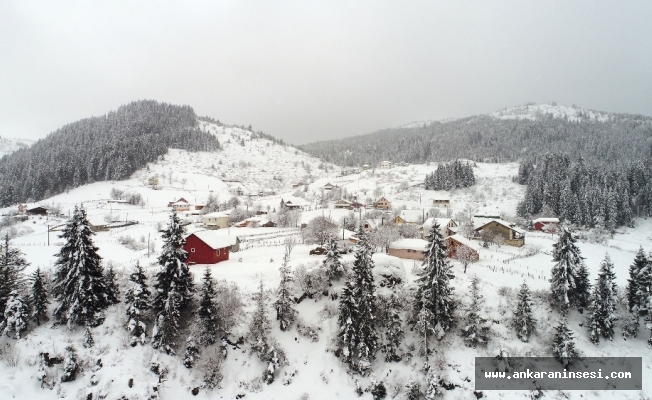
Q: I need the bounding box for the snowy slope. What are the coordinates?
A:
[1,127,651,399]
[490,103,611,122]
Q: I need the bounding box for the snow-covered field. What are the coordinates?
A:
[0,128,650,399]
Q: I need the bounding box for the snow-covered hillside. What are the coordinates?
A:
[1,133,651,399]
[0,136,34,157]
[490,103,611,122]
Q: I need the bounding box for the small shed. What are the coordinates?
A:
[26,206,48,216]
[388,238,429,260]
[533,217,560,232]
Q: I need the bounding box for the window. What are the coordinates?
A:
[191,248,195,253]
[217,249,220,256]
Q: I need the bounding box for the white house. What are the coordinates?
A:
[201,212,230,230]
[379,161,393,169]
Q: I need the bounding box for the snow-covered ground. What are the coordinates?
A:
[0,129,650,399]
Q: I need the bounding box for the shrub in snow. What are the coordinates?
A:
[30,267,50,326]
[405,379,422,400]
[52,206,111,328]
[586,254,618,344]
[83,326,94,348]
[124,262,151,346]
[294,263,329,299]
[551,318,578,368]
[296,318,320,342]
[1,290,28,339]
[370,380,387,400]
[198,344,225,390]
[512,282,537,342]
[413,221,455,339]
[60,346,79,382]
[424,367,441,400]
[461,276,491,348]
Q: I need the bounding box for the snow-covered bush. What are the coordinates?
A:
[198,344,225,390]
[296,318,320,342]
[294,263,329,299]
[119,235,147,251]
[60,346,79,382]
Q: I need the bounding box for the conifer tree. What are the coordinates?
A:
[636,251,652,345]
[1,290,28,339]
[0,233,29,318]
[551,318,578,368]
[183,336,199,368]
[323,238,345,280]
[424,367,441,400]
[336,227,378,372]
[105,266,120,305]
[124,262,150,346]
[30,267,50,326]
[413,221,455,338]
[513,282,537,342]
[197,267,219,346]
[414,305,435,360]
[587,254,618,344]
[61,346,79,382]
[250,280,271,356]
[550,225,583,312]
[152,285,181,354]
[52,206,110,328]
[153,210,194,316]
[627,248,647,312]
[383,293,404,362]
[574,262,591,310]
[461,275,490,348]
[274,248,296,331]
[83,326,94,348]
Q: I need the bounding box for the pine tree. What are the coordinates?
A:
[60,346,79,382]
[383,293,404,362]
[513,282,537,342]
[424,367,440,400]
[461,275,490,348]
[30,268,49,326]
[323,238,345,280]
[197,267,219,345]
[574,262,591,311]
[124,262,150,346]
[153,210,194,316]
[105,266,121,305]
[152,285,181,354]
[274,249,296,331]
[586,254,618,344]
[551,318,578,368]
[250,280,271,356]
[550,225,583,312]
[52,206,111,328]
[336,279,356,365]
[414,306,435,359]
[627,248,647,313]
[83,326,94,348]
[350,227,378,370]
[183,335,199,368]
[0,233,29,318]
[414,221,455,338]
[0,291,28,339]
[636,251,652,346]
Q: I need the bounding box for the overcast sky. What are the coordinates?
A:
[2,1,651,144]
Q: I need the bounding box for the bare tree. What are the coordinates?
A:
[456,245,477,274]
[304,216,338,245]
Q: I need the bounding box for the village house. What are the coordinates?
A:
[228,182,249,196]
[372,197,392,210]
[26,206,49,216]
[421,217,458,237]
[533,217,560,232]
[184,231,234,264]
[323,183,337,190]
[201,212,230,229]
[379,161,393,169]
[432,195,450,209]
[388,238,429,260]
[362,164,370,170]
[292,181,304,189]
[168,198,190,212]
[280,197,309,211]
[235,217,276,228]
[334,199,353,209]
[445,234,480,261]
[87,217,109,232]
[474,219,525,247]
[394,209,425,225]
[362,219,383,232]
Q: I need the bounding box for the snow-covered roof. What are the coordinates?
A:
[337,228,355,240]
[364,219,383,229]
[389,238,429,251]
[533,217,560,223]
[447,234,480,252]
[475,219,525,234]
[283,196,309,206]
[202,212,230,219]
[431,193,450,201]
[398,210,423,223]
[422,217,454,231]
[188,231,237,249]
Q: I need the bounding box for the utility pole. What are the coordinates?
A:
[147,233,150,257]
[47,224,50,246]
[343,218,346,240]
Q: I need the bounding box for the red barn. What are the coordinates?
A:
[184,231,233,264]
[533,218,559,232]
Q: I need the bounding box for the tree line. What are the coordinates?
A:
[424,159,475,190]
[0,100,221,206]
